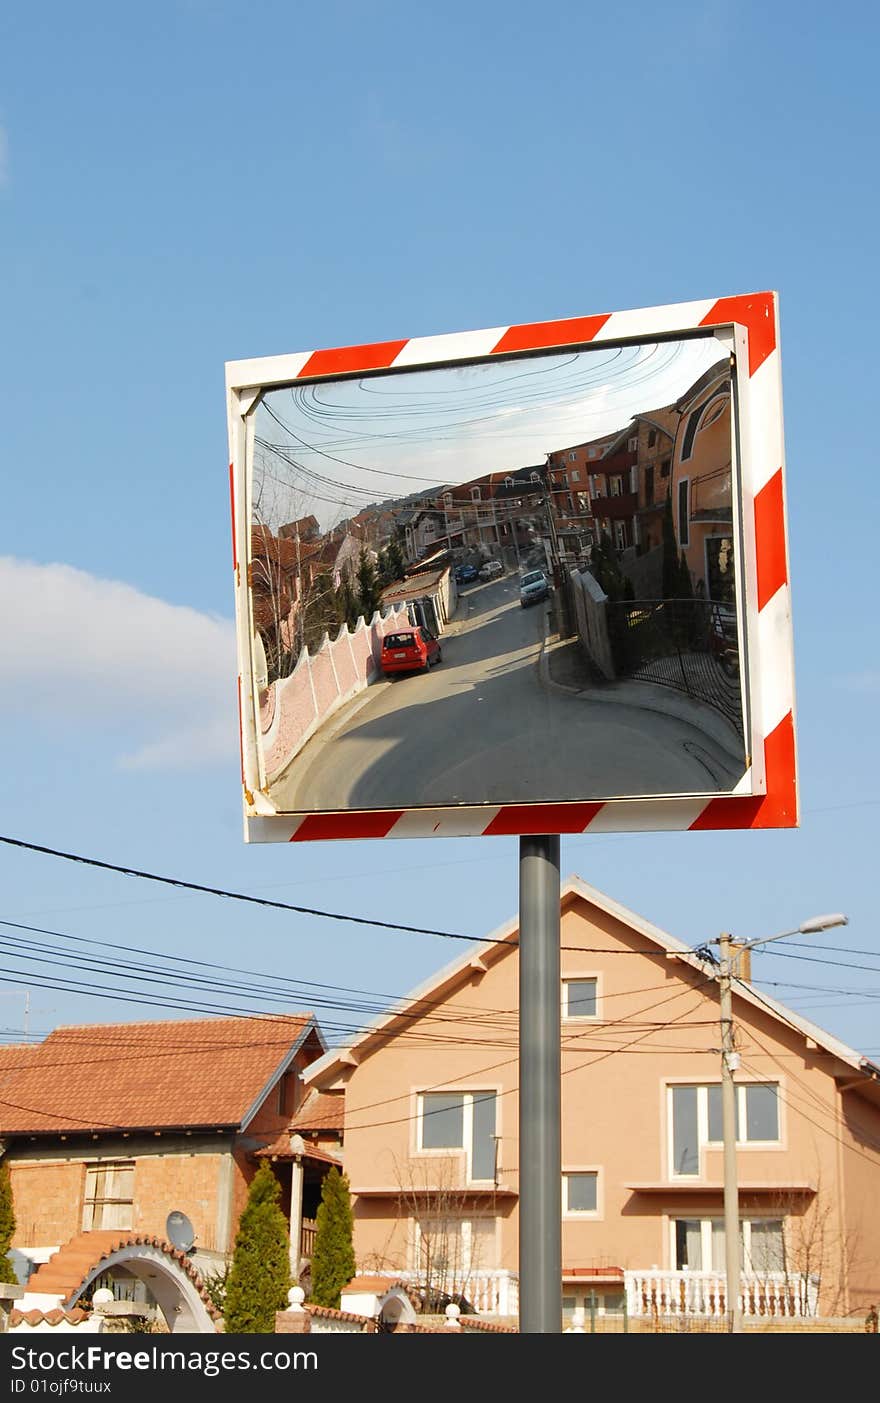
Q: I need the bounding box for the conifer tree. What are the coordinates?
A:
[0,1159,17,1283]
[309,1167,356,1310]
[223,1162,291,1333]
[356,549,383,622]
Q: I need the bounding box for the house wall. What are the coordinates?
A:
[838,1089,880,1309]
[671,381,733,597]
[7,1136,237,1257]
[318,894,880,1314]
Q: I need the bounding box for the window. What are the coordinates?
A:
[588,447,599,458]
[416,1215,497,1277]
[564,1171,598,1214]
[470,486,481,501]
[569,451,577,462]
[419,1090,497,1181]
[82,1161,134,1231]
[562,977,598,1019]
[660,458,671,479]
[644,465,654,502]
[673,1218,785,1274]
[670,1083,780,1177]
[677,478,690,547]
[648,429,657,447]
[627,437,638,452]
[570,469,580,482]
[681,390,728,461]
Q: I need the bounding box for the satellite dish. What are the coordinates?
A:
[166,1210,195,1253]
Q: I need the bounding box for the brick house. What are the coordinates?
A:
[0,1013,327,1293]
[298,877,880,1324]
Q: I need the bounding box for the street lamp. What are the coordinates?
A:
[715,913,848,1333]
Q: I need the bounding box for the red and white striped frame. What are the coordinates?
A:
[226,290,796,842]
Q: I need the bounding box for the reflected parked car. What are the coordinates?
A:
[478,559,503,580]
[455,563,479,584]
[519,569,550,607]
[381,627,442,676]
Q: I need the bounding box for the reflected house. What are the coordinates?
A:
[587,427,641,555]
[545,432,619,562]
[278,514,320,546]
[350,506,399,552]
[670,361,734,601]
[250,523,376,680]
[308,529,369,591]
[440,467,547,560]
[250,524,312,673]
[631,407,678,556]
[379,560,455,636]
[399,501,450,563]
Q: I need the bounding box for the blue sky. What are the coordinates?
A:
[1,2,878,1058]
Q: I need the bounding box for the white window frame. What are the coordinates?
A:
[667,1082,781,1179]
[705,1082,782,1148]
[669,1215,786,1274]
[562,1168,601,1218]
[412,1213,498,1275]
[415,1088,499,1183]
[561,975,600,1021]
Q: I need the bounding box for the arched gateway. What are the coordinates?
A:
[21,1230,219,1333]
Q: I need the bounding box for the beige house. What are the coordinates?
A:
[301,878,880,1323]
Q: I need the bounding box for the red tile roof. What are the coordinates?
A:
[255,1135,341,1167]
[0,1015,315,1134]
[290,1090,344,1132]
[9,1307,91,1328]
[343,1275,411,1294]
[25,1230,220,1318]
[304,1303,378,1330]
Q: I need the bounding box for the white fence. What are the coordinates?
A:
[625,1269,820,1319]
[376,1269,519,1317]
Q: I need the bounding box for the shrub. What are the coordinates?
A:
[223,1163,291,1333]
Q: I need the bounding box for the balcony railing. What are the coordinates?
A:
[625,1270,819,1319]
[589,490,638,522]
[300,1217,317,1260]
[375,1268,519,1317]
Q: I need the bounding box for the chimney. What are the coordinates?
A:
[730,942,751,981]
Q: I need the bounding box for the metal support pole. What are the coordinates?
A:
[518,834,561,1333]
[719,931,742,1333]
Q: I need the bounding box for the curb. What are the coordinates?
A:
[538,616,744,770]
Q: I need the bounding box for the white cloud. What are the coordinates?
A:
[0,557,237,770]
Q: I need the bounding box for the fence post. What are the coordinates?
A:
[588,1290,597,1333]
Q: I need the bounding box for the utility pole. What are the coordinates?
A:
[715,912,848,1335]
[718,931,742,1334]
[518,835,561,1333]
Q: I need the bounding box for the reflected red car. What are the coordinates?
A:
[381,627,442,676]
